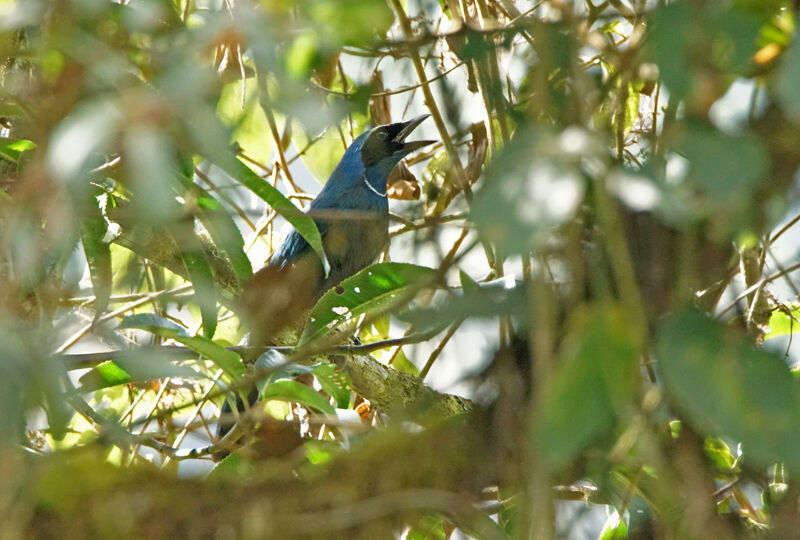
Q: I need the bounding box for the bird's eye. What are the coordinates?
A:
[376,131,387,140]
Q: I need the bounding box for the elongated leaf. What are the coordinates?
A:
[299,263,438,346]
[118,314,244,378]
[182,251,218,339]
[657,309,800,472]
[177,170,253,285]
[80,208,112,320]
[260,379,335,414]
[215,157,328,273]
[401,277,528,331]
[76,354,201,392]
[77,361,131,392]
[0,137,35,163]
[193,193,253,284]
[118,313,186,335]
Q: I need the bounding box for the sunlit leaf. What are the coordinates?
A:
[598,510,628,540]
[77,361,131,392]
[182,251,218,339]
[260,379,335,415]
[766,305,800,339]
[300,263,438,346]
[704,436,739,476]
[292,114,369,182]
[217,77,273,166]
[76,353,201,392]
[312,362,351,408]
[0,137,35,163]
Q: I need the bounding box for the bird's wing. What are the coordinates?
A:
[270,219,328,268]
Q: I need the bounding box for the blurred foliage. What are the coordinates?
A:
[3,0,800,539]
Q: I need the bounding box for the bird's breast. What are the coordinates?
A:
[322,210,389,290]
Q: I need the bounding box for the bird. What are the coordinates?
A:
[216,115,434,453]
[240,114,433,345]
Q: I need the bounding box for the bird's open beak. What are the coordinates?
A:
[393,114,436,154]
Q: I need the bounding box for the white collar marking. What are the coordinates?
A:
[363,175,387,198]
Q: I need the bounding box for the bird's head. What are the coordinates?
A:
[356,114,435,174]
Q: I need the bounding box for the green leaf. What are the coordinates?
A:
[677,125,767,200]
[458,269,480,292]
[766,305,800,339]
[391,349,420,377]
[183,179,253,285]
[215,157,328,273]
[312,362,351,408]
[117,314,244,378]
[260,379,335,415]
[209,452,256,478]
[292,115,369,182]
[598,510,628,540]
[656,308,800,472]
[534,303,638,471]
[217,77,273,165]
[80,207,112,320]
[704,436,739,475]
[285,31,321,79]
[304,440,335,465]
[621,81,641,135]
[75,352,201,392]
[117,313,186,335]
[303,0,394,46]
[0,137,35,163]
[77,361,131,392]
[648,3,693,98]
[182,251,218,339]
[299,263,438,346]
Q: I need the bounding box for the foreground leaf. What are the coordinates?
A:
[657,309,800,472]
[118,314,244,378]
[215,157,328,273]
[534,303,638,471]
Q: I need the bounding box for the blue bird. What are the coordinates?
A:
[240,114,433,344]
[217,115,433,454]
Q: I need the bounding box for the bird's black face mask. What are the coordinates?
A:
[360,114,435,168]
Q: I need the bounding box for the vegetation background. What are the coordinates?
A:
[2,0,800,538]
